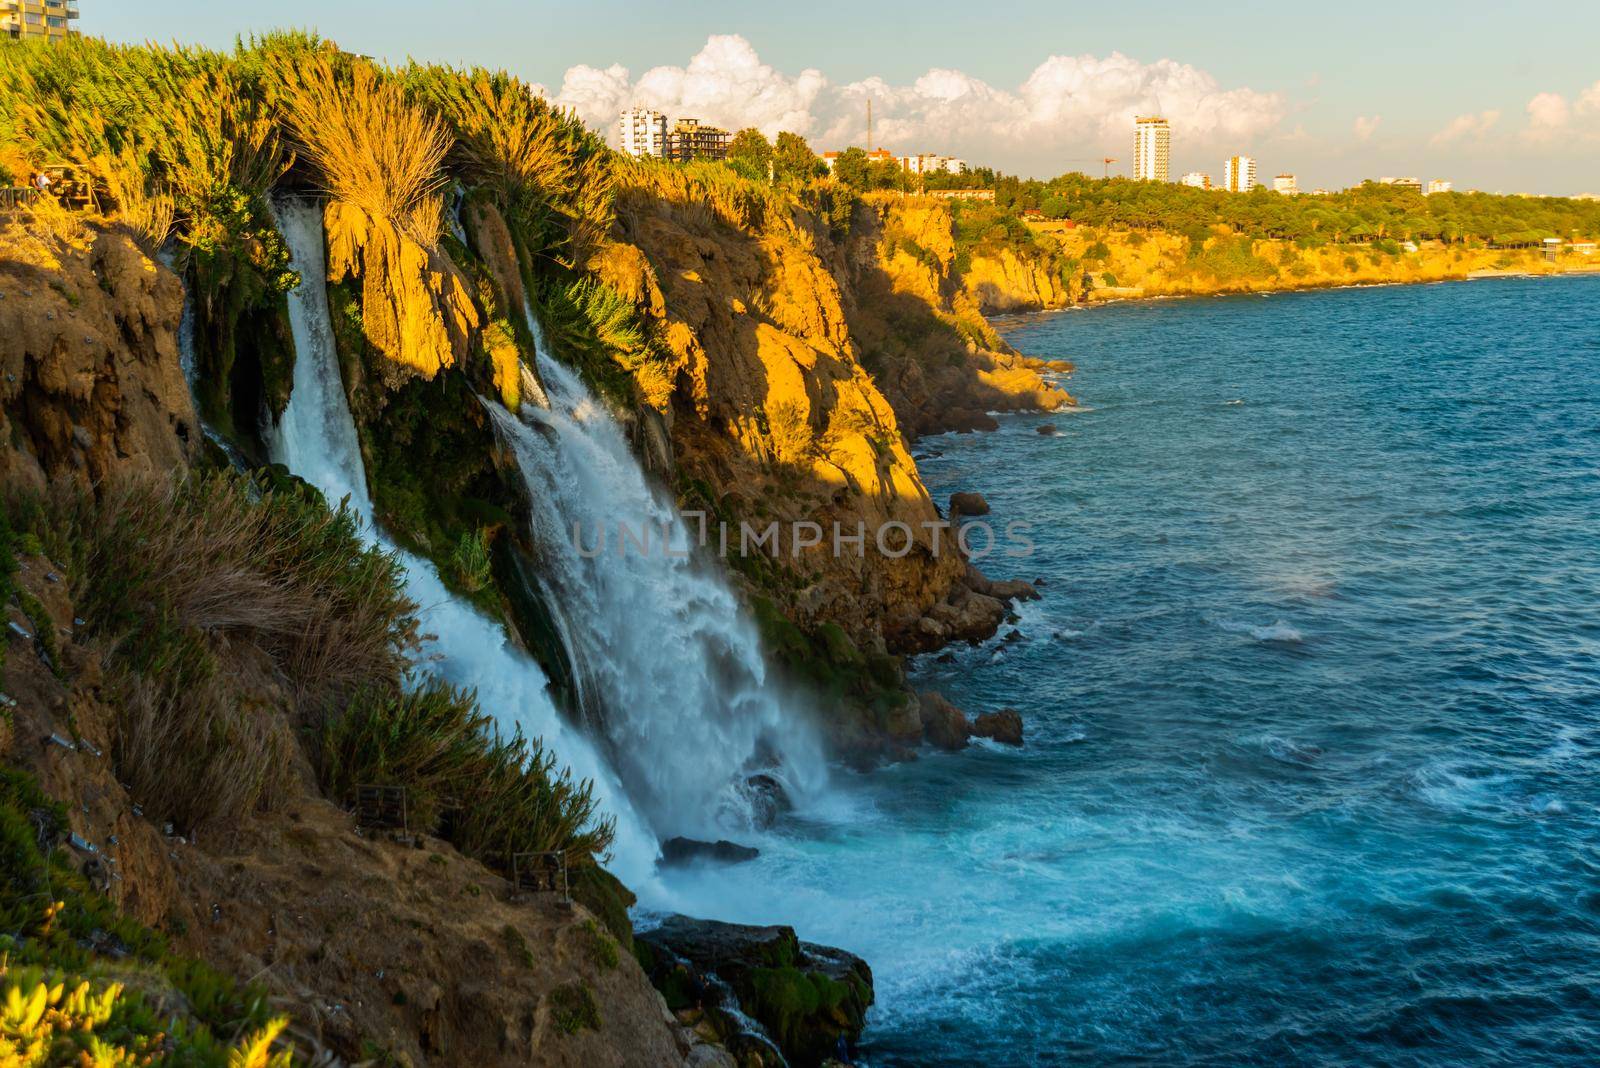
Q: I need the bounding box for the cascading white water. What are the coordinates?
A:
[486,336,828,840]
[265,198,659,885]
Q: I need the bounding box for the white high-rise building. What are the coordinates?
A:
[617,108,668,158]
[1133,116,1171,182]
[1273,173,1298,195]
[1223,155,1257,192]
[1180,172,1211,189]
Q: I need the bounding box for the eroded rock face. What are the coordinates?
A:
[323,201,479,389]
[0,217,198,489]
[918,690,971,751]
[601,182,967,646]
[963,247,1075,312]
[638,915,873,1068]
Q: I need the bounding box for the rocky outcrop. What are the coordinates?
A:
[949,491,990,518]
[0,216,198,489]
[660,837,761,867]
[637,915,874,1068]
[841,197,1073,440]
[972,708,1025,746]
[323,200,480,389]
[963,246,1074,312]
[602,175,968,651]
[918,690,971,750]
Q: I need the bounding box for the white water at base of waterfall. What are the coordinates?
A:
[265,197,659,887]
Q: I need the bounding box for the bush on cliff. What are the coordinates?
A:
[0,769,290,1064]
[319,680,615,864]
[273,52,451,246]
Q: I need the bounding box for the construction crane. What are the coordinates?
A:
[1060,157,1118,179]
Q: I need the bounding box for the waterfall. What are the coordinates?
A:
[265,198,658,884]
[486,333,828,840]
[160,245,249,470]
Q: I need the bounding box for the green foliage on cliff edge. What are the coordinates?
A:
[0,769,290,1065]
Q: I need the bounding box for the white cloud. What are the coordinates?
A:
[1526,92,1570,134]
[1430,109,1500,146]
[545,35,1286,167]
[1353,114,1381,141]
[1520,80,1600,141]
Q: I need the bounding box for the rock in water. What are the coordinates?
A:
[1036,423,1058,435]
[949,491,991,517]
[919,690,971,750]
[638,916,874,1068]
[659,837,761,867]
[743,772,792,829]
[973,708,1025,746]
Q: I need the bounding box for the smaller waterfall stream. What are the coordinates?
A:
[266,198,658,884]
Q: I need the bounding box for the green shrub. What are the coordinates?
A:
[548,981,600,1035]
[0,769,280,1060]
[449,529,493,593]
[318,680,615,867]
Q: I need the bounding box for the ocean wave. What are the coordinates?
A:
[1213,617,1305,642]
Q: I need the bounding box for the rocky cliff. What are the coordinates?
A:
[588,174,1064,681]
[0,213,198,490]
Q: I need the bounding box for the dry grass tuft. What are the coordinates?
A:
[8,471,417,828]
[275,55,451,246]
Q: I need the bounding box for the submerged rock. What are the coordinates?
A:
[638,915,873,1068]
[973,708,1025,746]
[660,837,761,867]
[1036,423,1058,435]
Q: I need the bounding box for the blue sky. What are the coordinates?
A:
[93,1,1600,193]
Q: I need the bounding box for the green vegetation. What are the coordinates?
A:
[0,769,291,1065]
[548,980,601,1035]
[274,50,450,245]
[940,170,1600,248]
[318,680,615,863]
[4,471,613,872]
[8,472,412,829]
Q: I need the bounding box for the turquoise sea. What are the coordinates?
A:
[667,275,1600,1065]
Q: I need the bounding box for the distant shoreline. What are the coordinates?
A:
[989,264,1600,328]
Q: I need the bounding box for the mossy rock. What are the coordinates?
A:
[570,865,635,953]
[640,915,873,1067]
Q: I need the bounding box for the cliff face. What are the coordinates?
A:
[841,198,1070,438]
[0,214,199,489]
[589,182,1064,657]
[1003,220,1575,302]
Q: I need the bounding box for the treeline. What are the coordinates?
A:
[938,171,1600,248]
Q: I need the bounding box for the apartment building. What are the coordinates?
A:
[1273,173,1298,195]
[1426,179,1453,195]
[897,152,966,176]
[617,108,668,158]
[2,0,79,41]
[1222,155,1257,192]
[1134,116,1171,182]
[667,118,731,162]
[1180,172,1211,189]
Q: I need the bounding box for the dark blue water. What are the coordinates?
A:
[661,277,1600,1066]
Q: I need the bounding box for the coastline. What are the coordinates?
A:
[987,262,1600,328]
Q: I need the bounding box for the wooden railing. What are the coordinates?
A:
[0,186,41,211]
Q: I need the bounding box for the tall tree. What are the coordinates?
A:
[773,131,823,182]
